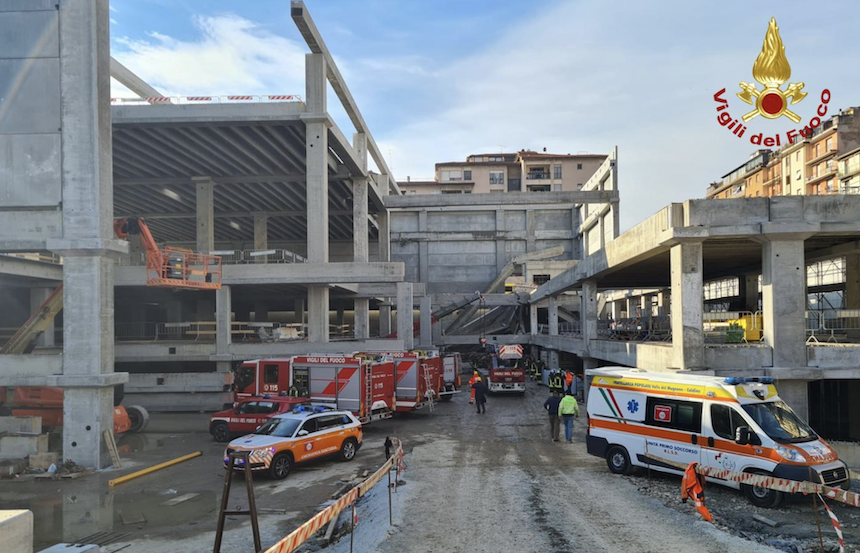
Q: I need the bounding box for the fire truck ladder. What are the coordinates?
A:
[364,362,373,422]
[421,364,436,413]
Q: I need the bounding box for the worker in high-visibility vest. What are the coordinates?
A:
[558,391,580,443]
[549,371,564,395]
[468,371,481,404]
[681,463,713,521]
[288,384,300,397]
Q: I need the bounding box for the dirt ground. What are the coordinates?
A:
[4,374,858,553]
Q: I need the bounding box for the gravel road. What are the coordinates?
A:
[373,379,777,553]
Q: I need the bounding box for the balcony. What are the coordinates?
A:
[526,171,552,181]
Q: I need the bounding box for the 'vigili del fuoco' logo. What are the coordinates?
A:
[713,17,831,147]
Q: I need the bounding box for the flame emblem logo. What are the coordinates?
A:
[737,18,807,123]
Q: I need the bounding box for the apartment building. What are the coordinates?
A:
[706,106,860,199]
[399,150,606,194]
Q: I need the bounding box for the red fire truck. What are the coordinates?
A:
[440,353,462,401]
[356,350,443,412]
[486,345,526,395]
[232,356,396,423]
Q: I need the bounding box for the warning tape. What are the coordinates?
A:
[264,445,402,553]
[819,494,846,553]
[645,454,860,508]
[110,94,302,105]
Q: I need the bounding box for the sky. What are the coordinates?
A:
[109,0,860,231]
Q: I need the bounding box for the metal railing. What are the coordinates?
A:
[111,95,302,105]
[114,321,360,342]
[526,172,552,180]
[118,249,308,267]
[598,317,672,342]
[807,309,860,344]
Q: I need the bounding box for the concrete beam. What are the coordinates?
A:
[0,355,63,386]
[383,190,619,209]
[290,1,399,196]
[434,293,523,306]
[111,102,305,125]
[353,282,426,298]
[0,256,62,281]
[109,57,163,100]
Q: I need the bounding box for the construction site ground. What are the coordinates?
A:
[2,377,857,553]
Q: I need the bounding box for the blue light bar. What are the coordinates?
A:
[724,377,745,385]
[725,376,774,385]
[313,406,327,412]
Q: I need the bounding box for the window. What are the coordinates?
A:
[826,137,833,151]
[489,171,504,185]
[577,163,583,170]
[711,404,745,440]
[507,178,521,192]
[409,190,416,194]
[553,164,562,179]
[464,170,472,180]
[264,364,279,384]
[257,401,277,414]
[553,184,561,191]
[795,151,800,162]
[235,401,256,414]
[299,418,318,435]
[533,274,551,285]
[577,183,583,190]
[644,397,702,433]
[440,170,462,182]
[316,414,350,431]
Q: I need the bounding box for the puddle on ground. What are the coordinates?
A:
[0,488,218,550]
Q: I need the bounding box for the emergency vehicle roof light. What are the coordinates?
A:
[293,406,309,412]
[758,377,775,384]
[263,394,271,399]
[279,391,287,396]
[313,406,328,412]
[724,377,746,385]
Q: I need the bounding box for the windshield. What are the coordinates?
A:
[255,418,301,438]
[742,401,817,443]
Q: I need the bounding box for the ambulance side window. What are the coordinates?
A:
[299,418,318,435]
[316,415,344,431]
[644,397,701,433]
[711,404,743,440]
[264,364,279,384]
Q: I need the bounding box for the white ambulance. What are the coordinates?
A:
[586,367,849,507]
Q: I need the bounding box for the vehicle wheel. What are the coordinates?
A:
[339,438,358,462]
[606,445,632,475]
[743,472,784,507]
[269,453,291,479]
[211,422,230,443]
[125,405,150,433]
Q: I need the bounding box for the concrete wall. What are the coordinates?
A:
[391,207,576,293]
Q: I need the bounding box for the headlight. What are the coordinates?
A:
[269,447,277,454]
[775,444,803,462]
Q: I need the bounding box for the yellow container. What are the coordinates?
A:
[729,314,762,341]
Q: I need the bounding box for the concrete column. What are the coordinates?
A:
[845,253,860,309]
[419,295,433,347]
[529,303,538,336]
[670,242,705,370]
[51,0,125,469]
[253,302,268,323]
[354,298,370,340]
[526,210,536,253]
[548,350,559,369]
[582,280,598,347]
[418,210,429,283]
[640,294,653,318]
[216,285,231,355]
[548,296,559,336]
[379,304,392,337]
[762,237,807,367]
[30,288,56,347]
[253,213,268,253]
[743,273,760,311]
[397,283,414,350]
[307,286,329,343]
[657,291,670,317]
[377,209,390,262]
[305,53,329,343]
[194,178,215,252]
[495,210,506,274]
[625,296,637,318]
[352,133,370,339]
[294,298,305,326]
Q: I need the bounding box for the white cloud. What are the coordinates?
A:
[110,14,306,98]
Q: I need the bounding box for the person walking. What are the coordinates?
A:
[550,370,563,395]
[472,377,488,414]
[543,390,562,441]
[384,436,393,459]
[468,371,480,404]
[559,391,580,443]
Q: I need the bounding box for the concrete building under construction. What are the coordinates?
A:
[3,0,860,473]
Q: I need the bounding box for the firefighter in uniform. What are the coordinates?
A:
[468,371,481,404]
[550,370,564,395]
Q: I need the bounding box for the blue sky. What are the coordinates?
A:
[109,0,860,230]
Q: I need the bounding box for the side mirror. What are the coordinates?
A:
[297,429,309,437]
[255,426,262,433]
[735,426,752,446]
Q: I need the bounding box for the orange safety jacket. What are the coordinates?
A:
[565,372,573,387]
[680,462,713,522]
